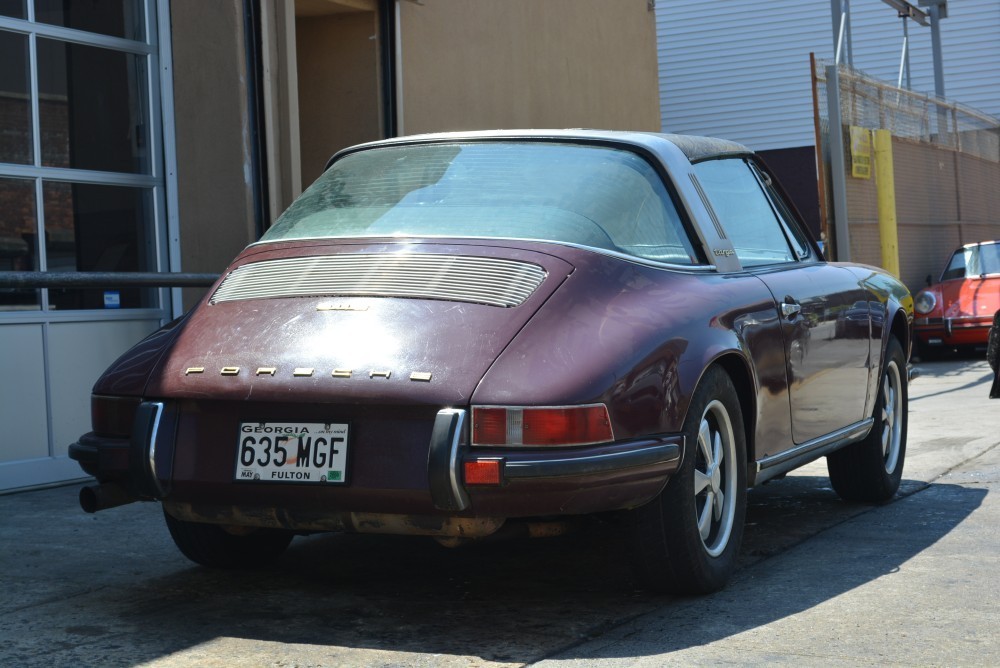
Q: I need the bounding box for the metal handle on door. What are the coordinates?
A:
[781,301,801,318]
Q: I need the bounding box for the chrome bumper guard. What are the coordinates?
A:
[128,401,168,499]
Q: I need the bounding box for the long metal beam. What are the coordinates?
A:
[881,0,928,26]
[0,272,219,289]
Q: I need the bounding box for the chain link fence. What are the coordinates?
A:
[813,58,1000,291]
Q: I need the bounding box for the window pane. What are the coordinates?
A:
[693,159,795,267]
[0,30,33,164]
[267,143,699,265]
[0,0,26,19]
[0,177,40,309]
[43,181,157,310]
[34,0,145,41]
[754,164,812,261]
[37,38,150,174]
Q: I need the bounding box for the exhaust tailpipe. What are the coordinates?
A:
[79,483,137,513]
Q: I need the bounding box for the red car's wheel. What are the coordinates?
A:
[629,365,747,594]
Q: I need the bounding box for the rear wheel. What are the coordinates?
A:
[163,508,294,568]
[827,337,907,502]
[629,366,747,594]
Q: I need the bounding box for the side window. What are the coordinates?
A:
[692,158,798,267]
[751,163,812,261]
[940,250,966,281]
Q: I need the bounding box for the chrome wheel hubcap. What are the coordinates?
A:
[881,360,903,474]
[693,399,738,557]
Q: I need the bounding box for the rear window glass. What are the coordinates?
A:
[262,142,700,265]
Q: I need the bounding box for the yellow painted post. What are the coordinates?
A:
[874,129,900,278]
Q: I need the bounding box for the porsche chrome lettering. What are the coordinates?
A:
[183,366,434,381]
[317,303,369,312]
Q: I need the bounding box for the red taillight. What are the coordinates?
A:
[472,407,510,445]
[464,459,503,485]
[471,404,613,447]
[91,395,141,437]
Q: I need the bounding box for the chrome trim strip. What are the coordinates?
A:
[146,402,165,497]
[754,418,874,485]
[689,173,727,240]
[502,441,681,479]
[447,411,467,506]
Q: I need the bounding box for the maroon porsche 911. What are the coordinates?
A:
[70,130,912,594]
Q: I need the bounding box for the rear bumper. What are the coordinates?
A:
[77,402,681,529]
[68,432,128,479]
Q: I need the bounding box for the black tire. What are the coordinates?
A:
[986,313,999,371]
[915,339,941,362]
[629,366,747,595]
[163,508,294,568]
[827,337,907,503]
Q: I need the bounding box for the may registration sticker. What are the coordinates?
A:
[235,422,348,484]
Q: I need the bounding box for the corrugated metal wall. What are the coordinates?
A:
[657,0,1000,151]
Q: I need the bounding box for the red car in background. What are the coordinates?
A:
[914,240,1000,357]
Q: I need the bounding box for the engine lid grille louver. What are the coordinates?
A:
[210,254,548,308]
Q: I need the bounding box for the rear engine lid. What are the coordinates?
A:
[146,241,573,405]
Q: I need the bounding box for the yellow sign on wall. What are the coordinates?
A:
[850,126,871,179]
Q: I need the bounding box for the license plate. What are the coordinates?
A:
[235,422,348,484]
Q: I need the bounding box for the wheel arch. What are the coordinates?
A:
[888,307,911,363]
[708,352,756,477]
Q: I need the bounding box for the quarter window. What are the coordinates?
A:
[693,158,802,267]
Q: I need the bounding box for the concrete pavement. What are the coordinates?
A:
[1,355,998,667]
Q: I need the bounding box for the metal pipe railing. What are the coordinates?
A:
[0,271,220,289]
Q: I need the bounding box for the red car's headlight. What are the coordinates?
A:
[914,290,937,315]
[91,395,142,437]
[471,404,614,447]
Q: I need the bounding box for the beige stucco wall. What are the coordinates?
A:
[167,0,661,310]
[396,0,661,135]
[296,11,384,187]
[170,1,258,307]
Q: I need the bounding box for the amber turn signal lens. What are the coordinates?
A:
[464,459,503,485]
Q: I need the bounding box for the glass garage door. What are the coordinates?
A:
[0,1,171,491]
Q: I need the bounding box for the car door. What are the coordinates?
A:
[693,157,873,448]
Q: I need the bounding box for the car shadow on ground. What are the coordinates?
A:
[909,356,994,400]
[45,475,984,666]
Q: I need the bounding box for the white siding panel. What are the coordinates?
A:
[657,0,1000,151]
[47,320,160,458]
[0,325,48,465]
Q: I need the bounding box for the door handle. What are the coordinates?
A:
[781,300,801,319]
